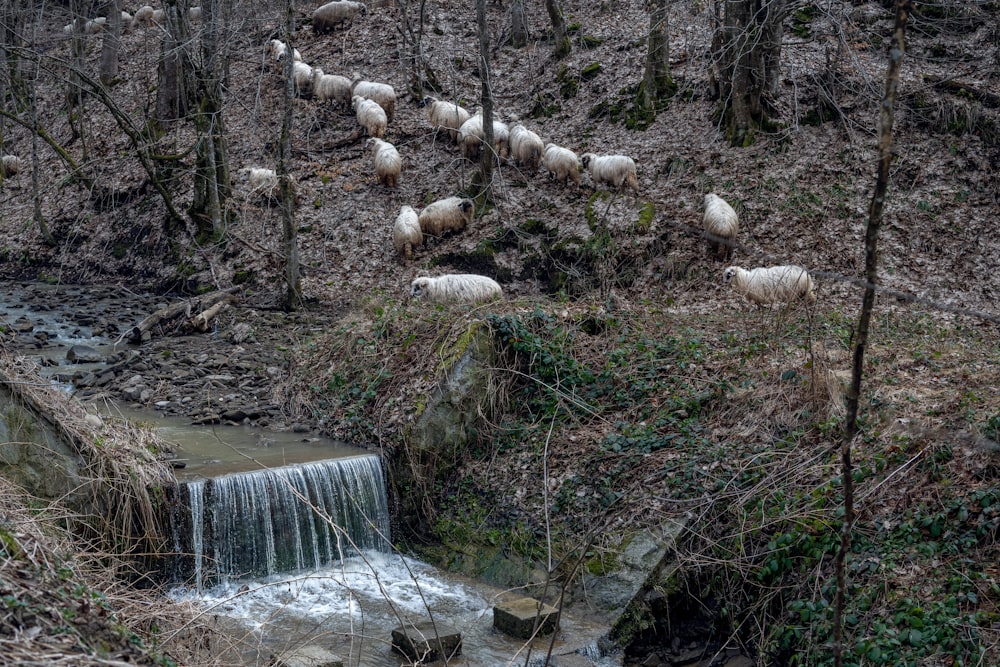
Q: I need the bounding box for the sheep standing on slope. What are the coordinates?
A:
[723,265,816,306]
[353,96,387,138]
[367,138,401,187]
[393,206,422,260]
[509,124,545,171]
[312,0,367,33]
[311,69,352,107]
[581,153,639,192]
[265,39,302,64]
[542,143,581,187]
[1,155,24,178]
[418,197,474,237]
[703,193,739,260]
[351,78,396,122]
[292,61,314,97]
[133,5,155,26]
[458,115,509,161]
[410,274,503,304]
[237,167,297,202]
[421,96,471,143]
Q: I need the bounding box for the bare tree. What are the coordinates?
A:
[709,0,786,146]
[511,0,527,49]
[396,0,439,99]
[473,0,495,202]
[156,0,194,123]
[99,0,122,86]
[279,0,302,310]
[544,0,570,59]
[834,2,913,665]
[189,0,231,241]
[640,0,674,113]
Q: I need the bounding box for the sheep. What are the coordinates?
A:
[150,8,165,23]
[350,78,395,122]
[1,155,24,178]
[367,138,401,187]
[292,61,314,97]
[541,143,581,187]
[188,6,202,21]
[65,17,107,35]
[581,153,639,192]
[457,114,510,161]
[353,95,387,138]
[417,196,474,237]
[311,69,352,107]
[409,274,503,304]
[392,205,422,260]
[237,167,298,202]
[312,0,367,33]
[265,39,302,64]
[703,193,739,260]
[723,265,816,306]
[421,96,471,143]
[119,11,134,30]
[508,123,544,171]
[133,5,155,26]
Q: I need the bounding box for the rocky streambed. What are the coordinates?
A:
[2,283,330,435]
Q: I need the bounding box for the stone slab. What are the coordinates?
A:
[493,596,560,638]
[270,645,343,667]
[391,621,462,661]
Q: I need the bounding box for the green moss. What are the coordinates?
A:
[519,218,552,235]
[557,65,579,99]
[634,201,655,233]
[581,61,602,79]
[438,321,485,375]
[579,34,602,49]
[531,94,562,118]
[585,190,613,230]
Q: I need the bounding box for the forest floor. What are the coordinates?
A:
[0,0,999,665]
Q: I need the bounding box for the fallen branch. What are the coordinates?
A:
[124,288,240,343]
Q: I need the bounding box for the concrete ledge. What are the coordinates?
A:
[493,597,560,639]
[391,621,462,661]
[270,645,343,667]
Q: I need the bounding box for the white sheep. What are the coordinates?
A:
[350,78,396,122]
[311,69,352,107]
[353,95,387,138]
[392,205,422,260]
[458,114,509,161]
[410,274,503,304]
[723,265,816,306]
[367,138,401,187]
[64,17,107,35]
[150,8,165,23]
[581,153,639,192]
[541,143,581,187]
[133,5,155,26]
[509,123,544,171]
[292,61,314,96]
[1,155,24,178]
[421,96,471,143]
[312,0,367,33]
[119,11,134,30]
[188,6,202,21]
[265,39,302,64]
[418,196,474,237]
[237,167,297,202]
[703,193,739,260]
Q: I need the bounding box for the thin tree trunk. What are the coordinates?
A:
[279,0,301,310]
[24,8,53,245]
[474,0,495,203]
[544,0,570,59]
[99,0,121,86]
[834,2,912,665]
[156,0,192,123]
[397,0,438,98]
[641,0,673,110]
[511,0,527,49]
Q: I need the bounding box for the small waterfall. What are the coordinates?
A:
[178,454,390,588]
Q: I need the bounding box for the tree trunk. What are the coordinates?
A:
[474,0,495,203]
[511,0,527,49]
[833,2,912,666]
[189,0,230,241]
[279,0,302,310]
[544,0,570,59]
[396,0,439,99]
[641,0,674,111]
[710,0,786,146]
[156,0,193,123]
[99,0,121,86]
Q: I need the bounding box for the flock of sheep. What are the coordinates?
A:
[9,1,817,309]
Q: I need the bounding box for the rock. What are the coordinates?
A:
[391,621,462,661]
[722,656,755,667]
[66,345,103,363]
[493,597,560,639]
[270,645,343,667]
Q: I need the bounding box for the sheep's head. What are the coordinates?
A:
[410,277,432,298]
[722,267,741,285]
[419,96,435,108]
[581,153,594,168]
[459,199,474,215]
